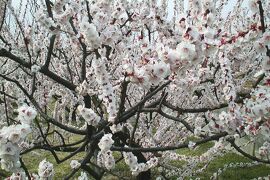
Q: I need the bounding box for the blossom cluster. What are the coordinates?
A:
[165,41,198,72]
[70,160,81,169]
[97,149,115,170]
[17,105,37,125]
[206,108,241,135]
[54,1,75,24]
[218,53,236,102]
[242,85,270,137]
[38,159,54,180]
[123,151,158,176]
[92,57,117,123]
[80,18,101,49]
[259,142,270,157]
[0,125,27,172]
[97,133,115,169]
[1,0,270,179]
[0,105,36,172]
[123,56,170,87]
[78,171,89,180]
[77,105,100,126]
[6,172,27,180]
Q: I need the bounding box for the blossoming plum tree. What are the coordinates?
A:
[0,0,270,179]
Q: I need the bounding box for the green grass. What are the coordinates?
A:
[193,153,270,180]
[165,138,270,180]
[176,141,215,156]
[1,138,270,179]
[22,134,86,179]
[22,150,86,179]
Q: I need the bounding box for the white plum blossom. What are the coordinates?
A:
[97,150,115,170]
[0,142,18,156]
[124,58,170,87]
[123,151,158,176]
[38,159,54,180]
[188,141,196,149]
[98,133,114,152]
[165,49,189,72]
[92,57,117,123]
[110,124,123,133]
[78,171,89,180]
[97,134,115,170]
[77,105,100,126]
[1,0,270,179]
[80,17,101,49]
[76,80,89,96]
[166,49,180,65]
[17,105,37,125]
[70,160,81,169]
[0,107,33,172]
[128,67,150,87]
[7,172,26,180]
[35,8,57,30]
[177,41,197,61]
[258,142,270,157]
[31,64,41,73]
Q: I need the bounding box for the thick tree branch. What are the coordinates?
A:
[228,138,270,164]
[0,48,77,91]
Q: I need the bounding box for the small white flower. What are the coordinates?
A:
[122,63,134,75]
[8,131,21,144]
[166,49,180,64]
[78,171,89,180]
[146,157,158,168]
[252,104,266,117]
[188,141,196,149]
[80,19,101,49]
[38,159,54,179]
[8,172,26,180]
[98,134,114,152]
[110,124,123,133]
[104,150,115,170]
[0,142,18,156]
[17,124,32,138]
[70,160,81,169]
[31,64,40,73]
[177,41,197,61]
[258,146,268,156]
[17,105,37,124]
[78,106,100,126]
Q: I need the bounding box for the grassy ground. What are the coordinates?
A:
[1,139,270,179]
[195,153,270,180]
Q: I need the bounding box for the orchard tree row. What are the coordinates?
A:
[0,0,270,179]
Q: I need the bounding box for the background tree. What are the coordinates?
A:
[0,0,270,179]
